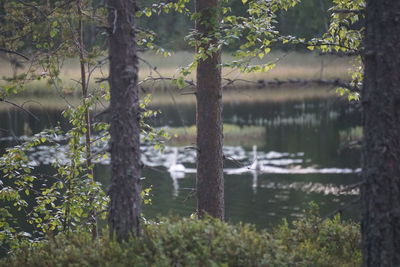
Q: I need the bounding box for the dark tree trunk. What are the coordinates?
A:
[361,0,400,265]
[195,0,224,219]
[107,0,141,241]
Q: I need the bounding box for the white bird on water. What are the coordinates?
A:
[168,147,186,197]
[250,145,261,171]
[168,147,186,173]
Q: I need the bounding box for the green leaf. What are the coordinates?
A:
[145,9,152,17]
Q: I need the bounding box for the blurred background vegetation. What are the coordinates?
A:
[136,0,331,51]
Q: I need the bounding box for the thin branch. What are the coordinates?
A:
[0,48,29,61]
[316,196,360,225]
[184,146,199,152]
[112,9,117,34]
[338,181,363,194]
[222,52,292,89]
[331,9,364,14]
[223,155,247,168]
[319,51,360,57]
[223,78,360,92]
[95,77,109,83]
[93,107,110,120]
[180,91,196,95]
[338,140,362,153]
[0,98,39,121]
[140,77,196,87]
[143,165,166,173]
[137,56,192,131]
[15,0,47,18]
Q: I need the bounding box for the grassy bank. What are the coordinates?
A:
[0,51,353,97]
[0,87,337,112]
[0,209,360,266]
[166,124,265,146]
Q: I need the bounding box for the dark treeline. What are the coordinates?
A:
[137,0,331,50]
[0,0,331,53]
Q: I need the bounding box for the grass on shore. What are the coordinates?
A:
[0,51,353,97]
[165,124,265,146]
[0,87,337,112]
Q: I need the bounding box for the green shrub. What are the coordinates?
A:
[0,212,361,267]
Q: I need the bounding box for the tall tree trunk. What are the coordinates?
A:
[196,0,224,219]
[362,0,400,265]
[107,0,141,241]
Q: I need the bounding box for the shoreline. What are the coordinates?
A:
[0,87,341,111]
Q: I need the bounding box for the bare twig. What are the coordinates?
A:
[184,146,199,152]
[0,48,29,61]
[223,78,360,92]
[317,196,360,225]
[0,98,39,121]
[93,107,110,120]
[223,155,247,168]
[338,140,362,153]
[15,0,47,18]
[143,165,165,173]
[140,77,196,87]
[137,56,191,132]
[95,77,109,83]
[112,9,117,34]
[331,9,364,14]
[182,188,197,204]
[180,91,196,95]
[339,181,363,194]
[319,51,360,57]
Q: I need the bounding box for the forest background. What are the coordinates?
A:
[1,0,388,265]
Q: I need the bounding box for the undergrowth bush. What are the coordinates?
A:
[0,208,360,267]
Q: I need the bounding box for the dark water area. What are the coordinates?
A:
[0,91,362,229]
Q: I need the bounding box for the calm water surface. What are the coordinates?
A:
[0,89,362,229]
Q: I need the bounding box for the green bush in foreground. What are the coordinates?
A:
[0,210,360,267]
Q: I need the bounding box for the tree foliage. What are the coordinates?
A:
[0,208,361,266]
[0,0,166,248]
[308,0,364,100]
[0,0,368,255]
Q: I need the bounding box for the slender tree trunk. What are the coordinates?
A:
[107,0,141,241]
[196,0,224,219]
[76,0,96,239]
[361,1,400,265]
[76,0,92,172]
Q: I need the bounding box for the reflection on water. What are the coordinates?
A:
[259,181,359,196]
[0,91,362,228]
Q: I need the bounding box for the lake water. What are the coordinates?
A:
[0,89,362,229]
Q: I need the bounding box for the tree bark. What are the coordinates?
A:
[107,0,141,241]
[196,0,224,219]
[361,0,400,265]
